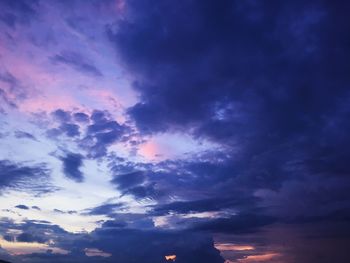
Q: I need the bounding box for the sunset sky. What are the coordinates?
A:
[0,1,349,262]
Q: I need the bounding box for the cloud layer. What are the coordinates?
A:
[0,0,349,262]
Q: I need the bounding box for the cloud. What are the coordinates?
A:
[0,217,224,263]
[108,0,347,141]
[52,109,71,123]
[17,232,48,243]
[15,204,29,210]
[58,123,80,137]
[73,112,89,123]
[0,160,53,195]
[14,131,37,141]
[151,196,259,216]
[111,171,145,190]
[105,2,350,253]
[0,1,350,262]
[86,203,125,216]
[0,71,26,109]
[50,51,103,77]
[52,209,77,215]
[109,168,165,200]
[87,226,224,263]
[48,109,130,158]
[82,110,129,157]
[60,153,84,182]
[47,110,81,138]
[0,0,38,27]
[193,213,276,234]
[106,0,350,195]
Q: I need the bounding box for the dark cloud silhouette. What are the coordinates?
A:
[106,0,350,199]
[0,218,224,263]
[60,152,84,182]
[50,51,103,77]
[104,2,350,262]
[109,0,350,140]
[86,226,224,263]
[194,213,277,234]
[15,204,29,210]
[17,232,48,243]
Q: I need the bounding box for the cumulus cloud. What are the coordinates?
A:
[48,109,130,158]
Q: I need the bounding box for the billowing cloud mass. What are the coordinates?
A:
[0,0,349,262]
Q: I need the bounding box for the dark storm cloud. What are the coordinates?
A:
[106,0,350,245]
[104,3,350,262]
[108,155,260,204]
[50,51,103,77]
[109,0,350,140]
[0,1,349,262]
[60,152,84,182]
[0,217,224,263]
[194,213,277,234]
[106,0,350,191]
[0,160,53,194]
[87,226,224,263]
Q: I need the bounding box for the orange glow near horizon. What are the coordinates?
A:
[0,238,69,255]
[238,253,280,262]
[165,254,176,261]
[215,243,254,251]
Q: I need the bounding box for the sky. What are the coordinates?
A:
[0,0,349,262]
